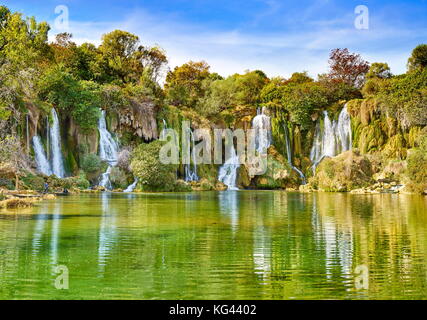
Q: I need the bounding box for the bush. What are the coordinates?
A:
[130,140,178,191]
[109,167,129,189]
[81,154,102,173]
[406,140,427,193]
[22,174,45,191]
[0,178,14,190]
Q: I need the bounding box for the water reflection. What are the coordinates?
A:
[218,191,239,232]
[0,192,426,299]
[97,193,118,276]
[50,201,61,268]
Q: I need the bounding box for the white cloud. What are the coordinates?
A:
[47,7,426,79]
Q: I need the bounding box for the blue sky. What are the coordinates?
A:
[3,0,427,78]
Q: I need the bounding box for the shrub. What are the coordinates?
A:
[22,174,45,191]
[81,154,102,173]
[0,178,14,190]
[130,140,178,191]
[406,140,427,193]
[109,167,129,189]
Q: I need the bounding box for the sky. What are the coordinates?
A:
[3,0,427,79]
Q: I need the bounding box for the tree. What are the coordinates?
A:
[99,30,142,83]
[130,140,177,191]
[408,44,427,71]
[366,62,392,79]
[326,48,370,88]
[139,46,168,83]
[165,61,211,107]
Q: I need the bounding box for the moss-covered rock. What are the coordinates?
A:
[311,150,373,192]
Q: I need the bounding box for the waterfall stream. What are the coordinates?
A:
[284,124,307,184]
[124,179,138,193]
[98,110,119,190]
[184,128,199,182]
[218,145,240,190]
[310,105,352,172]
[50,109,65,178]
[32,136,52,176]
[253,107,272,153]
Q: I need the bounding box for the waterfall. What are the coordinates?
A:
[99,110,119,165]
[46,117,50,159]
[218,145,240,190]
[252,107,272,153]
[98,110,119,190]
[283,124,307,184]
[50,108,65,178]
[26,114,30,153]
[184,128,199,182]
[310,105,352,172]
[124,179,138,193]
[32,136,52,176]
[99,166,113,190]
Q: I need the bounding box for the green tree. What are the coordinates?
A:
[130,140,178,191]
[99,30,142,83]
[408,44,427,71]
[165,61,211,107]
[366,62,392,79]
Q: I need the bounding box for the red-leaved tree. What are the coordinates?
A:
[327,48,370,88]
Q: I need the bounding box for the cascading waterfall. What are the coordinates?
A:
[50,108,65,178]
[99,166,113,190]
[32,136,52,176]
[124,179,138,193]
[218,145,240,191]
[283,124,307,184]
[185,128,199,182]
[26,114,30,153]
[310,105,352,172]
[98,110,119,190]
[252,107,272,153]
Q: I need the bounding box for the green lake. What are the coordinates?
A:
[0,191,426,300]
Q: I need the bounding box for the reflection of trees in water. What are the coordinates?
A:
[314,193,427,298]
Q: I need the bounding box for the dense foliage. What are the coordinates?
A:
[0,5,426,193]
[130,140,178,191]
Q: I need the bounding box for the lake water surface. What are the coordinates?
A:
[0,191,426,300]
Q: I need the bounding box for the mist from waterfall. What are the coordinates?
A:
[98,110,119,190]
[32,136,52,176]
[218,145,240,190]
[310,105,352,171]
[50,108,65,178]
[283,124,307,184]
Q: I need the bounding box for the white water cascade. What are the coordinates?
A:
[50,108,65,178]
[124,179,138,193]
[252,107,272,153]
[184,128,199,182]
[310,105,352,172]
[98,110,119,190]
[283,125,307,184]
[32,136,52,176]
[218,145,240,191]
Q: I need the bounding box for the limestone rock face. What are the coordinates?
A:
[312,150,374,192]
[115,99,159,141]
